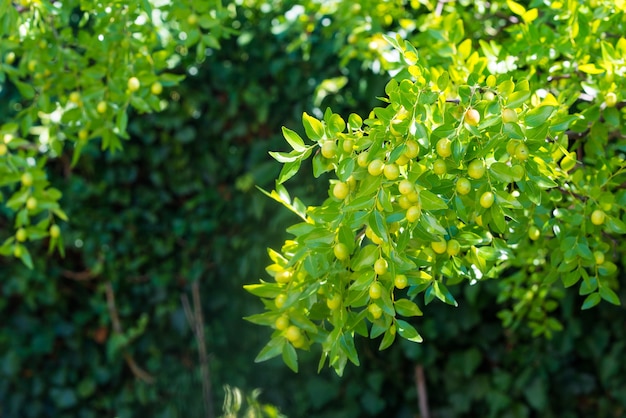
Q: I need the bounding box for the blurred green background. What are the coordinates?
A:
[1,1,626,417]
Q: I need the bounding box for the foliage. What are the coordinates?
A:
[0,1,383,416]
[246,0,626,375]
[2,1,626,417]
[0,0,233,266]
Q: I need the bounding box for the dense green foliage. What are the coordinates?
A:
[1,1,626,417]
[247,0,626,376]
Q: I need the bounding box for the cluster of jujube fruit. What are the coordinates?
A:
[261,80,559,354]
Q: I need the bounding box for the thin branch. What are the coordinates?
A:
[182,281,215,418]
[62,269,96,281]
[415,364,430,418]
[434,0,445,16]
[181,293,195,329]
[104,281,155,384]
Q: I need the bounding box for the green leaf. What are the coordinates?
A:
[352,245,379,271]
[433,281,458,306]
[581,292,601,310]
[340,333,360,366]
[394,299,423,317]
[507,90,530,108]
[302,112,325,141]
[282,127,307,152]
[269,151,300,163]
[489,162,515,183]
[243,312,278,326]
[419,190,448,210]
[599,286,620,306]
[255,337,285,363]
[396,319,423,343]
[282,342,298,372]
[437,72,449,91]
[378,327,396,350]
[525,106,554,128]
[348,113,363,131]
[507,0,526,15]
[243,283,281,298]
[277,159,302,184]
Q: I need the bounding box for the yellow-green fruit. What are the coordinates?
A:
[480,191,495,208]
[467,159,485,179]
[374,258,388,275]
[506,139,521,156]
[406,205,421,223]
[528,226,540,241]
[96,101,107,114]
[275,294,287,309]
[292,336,306,348]
[21,173,33,187]
[346,176,357,190]
[26,197,37,210]
[368,159,385,176]
[456,178,471,195]
[368,303,383,319]
[591,210,606,226]
[514,143,529,161]
[502,108,518,123]
[326,293,342,310]
[333,182,349,199]
[436,138,452,158]
[605,92,618,108]
[394,274,408,289]
[69,91,81,104]
[49,225,61,239]
[483,91,495,102]
[13,245,23,258]
[128,77,141,92]
[369,282,383,299]
[407,191,420,203]
[433,159,447,175]
[464,108,481,126]
[404,139,419,159]
[275,315,289,330]
[0,144,7,156]
[446,239,461,256]
[431,238,447,254]
[357,151,369,167]
[511,165,525,181]
[395,154,410,166]
[399,179,414,195]
[187,13,198,25]
[321,141,337,159]
[16,228,27,242]
[78,129,89,141]
[560,152,577,171]
[6,52,16,65]
[28,60,37,72]
[151,82,163,95]
[275,270,293,284]
[365,226,383,245]
[593,251,605,265]
[333,243,350,260]
[398,196,411,209]
[384,163,400,180]
[285,325,301,342]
